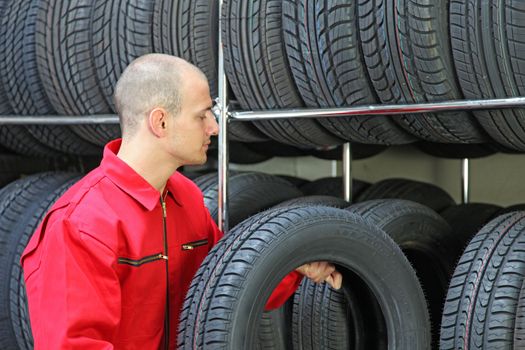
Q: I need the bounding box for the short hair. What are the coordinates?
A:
[113,54,205,137]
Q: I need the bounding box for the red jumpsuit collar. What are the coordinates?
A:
[100,139,183,211]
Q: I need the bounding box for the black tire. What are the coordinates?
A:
[230,142,274,164]
[306,143,386,161]
[440,203,502,257]
[347,199,456,348]
[178,206,431,349]
[0,0,56,116]
[256,300,293,350]
[0,126,60,157]
[191,0,218,99]
[356,178,455,212]
[300,177,370,200]
[202,172,303,228]
[282,0,415,145]
[192,172,220,193]
[153,0,218,98]
[514,277,525,348]
[451,0,525,150]
[0,172,80,350]
[228,124,273,143]
[153,0,189,63]
[276,175,310,189]
[0,0,102,156]
[416,142,496,159]
[263,195,349,348]
[222,0,341,148]
[0,154,73,187]
[440,212,525,349]
[0,0,12,114]
[496,204,525,217]
[0,0,61,158]
[274,195,350,209]
[292,280,360,350]
[92,0,154,112]
[207,140,274,165]
[192,171,241,194]
[35,0,119,146]
[358,0,486,144]
[244,141,307,158]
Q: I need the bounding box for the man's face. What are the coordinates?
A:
[166,76,219,166]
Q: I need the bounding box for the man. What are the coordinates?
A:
[21,54,342,349]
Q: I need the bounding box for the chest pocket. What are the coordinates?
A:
[117,252,168,266]
[181,239,208,251]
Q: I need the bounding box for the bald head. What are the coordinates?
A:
[114,54,207,138]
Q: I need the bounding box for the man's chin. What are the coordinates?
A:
[185,156,207,167]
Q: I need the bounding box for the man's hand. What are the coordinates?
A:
[295,262,343,290]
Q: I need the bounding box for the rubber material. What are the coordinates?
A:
[283,0,415,145]
[440,212,525,349]
[0,172,79,350]
[356,178,455,212]
[178,205,430,349]
[451,0,525,150]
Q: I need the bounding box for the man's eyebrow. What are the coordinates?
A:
[201,104,213,112]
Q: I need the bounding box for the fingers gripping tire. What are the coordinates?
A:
[292,199,454,350]
[177,206,431,349]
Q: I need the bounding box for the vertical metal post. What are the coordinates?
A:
[461,158,470,204]
[217,0,229,233]
[331,160,337,177]
[343,143,352,202]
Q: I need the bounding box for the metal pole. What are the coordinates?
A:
[0,115,120,124]
[343,143,352,202]
[1,97,525,125]
[331,160,337,177]
[229,97,525,121]
[461,158,470,204]
[217,0,229,233]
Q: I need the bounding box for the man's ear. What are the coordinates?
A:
[148,108,168,138]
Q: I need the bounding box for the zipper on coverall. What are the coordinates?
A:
[161,196,170,350]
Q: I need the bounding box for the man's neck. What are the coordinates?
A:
[117,138,179,193]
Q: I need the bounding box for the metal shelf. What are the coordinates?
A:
[0,115,119,124]
[214,1,525,232]
[1,0,525,232]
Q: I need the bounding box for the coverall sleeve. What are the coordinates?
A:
[23,219,120,349]
[205,212,303,311]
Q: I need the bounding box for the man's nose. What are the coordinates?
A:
[208,116,219,136]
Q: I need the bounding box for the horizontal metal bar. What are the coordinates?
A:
[230,97,525,121]
[0,115,119,125]
[1,96,525,125]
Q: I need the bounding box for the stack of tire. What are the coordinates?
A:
[1,0,524,157]
[0,0,220,156]
[0,173,80,350]
[1,0,525,349]
[1,169,525,349]
[221,0,525,153]
[188,171,525,349]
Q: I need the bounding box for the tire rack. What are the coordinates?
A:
[3,101,522,234]
[1,3,525,232]
[222,98,525,232]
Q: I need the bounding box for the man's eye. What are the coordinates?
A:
[211,104,220,119]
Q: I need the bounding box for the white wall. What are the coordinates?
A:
[231,145,525,207]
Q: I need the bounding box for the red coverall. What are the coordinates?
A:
[21,139,302,349]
